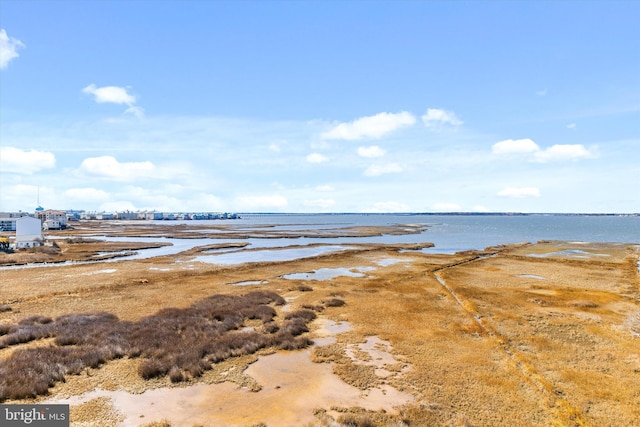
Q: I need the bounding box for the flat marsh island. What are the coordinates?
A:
[1,221,639,426]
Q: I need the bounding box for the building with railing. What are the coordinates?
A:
[34,209,67,229]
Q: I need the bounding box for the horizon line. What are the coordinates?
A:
[3,209,638,216]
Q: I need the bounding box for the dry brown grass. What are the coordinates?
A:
[0,290,318,401]
[0,239,172,266]
[140,420,171,427]
[69,396,124,427]
[1,223,638,427]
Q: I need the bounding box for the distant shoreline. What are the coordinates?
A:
[238,212,640,217]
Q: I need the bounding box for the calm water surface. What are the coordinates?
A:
[4,214,639,268]
[73,214,640,260]
[239,214,640,253]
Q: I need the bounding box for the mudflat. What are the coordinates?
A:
[1,221,639,426]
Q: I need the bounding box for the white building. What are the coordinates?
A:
[138,211,163,220]
[15,216,43,248]
[35,209,67,229]
[43,219,62,230]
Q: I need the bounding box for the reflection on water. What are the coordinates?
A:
[315,319,353,336]
[345,336,412,379]
[192,245,355,265]
[515,274,547,280]
[81,268,117,275]
[282,267,374,281]
[229,280,268,286]
[376,257,414,266]
[4,214,638,270]
[528,249,611,259]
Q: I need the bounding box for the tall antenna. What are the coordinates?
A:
[35,186,44,212]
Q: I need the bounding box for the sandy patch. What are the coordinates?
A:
[44,347,412,427]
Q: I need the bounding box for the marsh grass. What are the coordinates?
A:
[0,290,316,401]
[566,300,599,308]
[453,321,484,336]
[302,304,325,312]
[337,414,375,427]
[333,362,380,390]
[331,407,409,427]
[141,420,171,427]
[26,245,60,255]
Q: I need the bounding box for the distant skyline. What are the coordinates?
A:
[1,1,638,213]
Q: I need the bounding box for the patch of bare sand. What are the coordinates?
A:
[45,347,412,427]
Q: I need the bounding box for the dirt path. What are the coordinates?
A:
[431,249,587,426]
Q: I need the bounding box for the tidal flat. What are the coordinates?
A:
[1,221,639,426]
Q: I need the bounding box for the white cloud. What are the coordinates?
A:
[303,198,335,209]
[82,84,144,117]
[567,123,577,130]
[195,194,225,211]
[536,89,548,96]
[0,184,39,208]
[321,111,416,140]
[0,147,56,173]
[0,109,633,212]
[357,145,386,158]
[498,187,541,198]
[534,144,595,162]
[124,105,145,119]
[433,202,462,211]
[112,186,180,212]
[492,139,597,162]
[306,153,329,163]
[64,187,110,202]
[492,138,540,155]
[82,84,135,104]
[363,201,410,213]
[269,143,281,152]
[107,186,224,212]
[99,201,138,212]
[235,195,288,209]
[80,156,155,180]
[363,163,403,177]
[120,185,154,200]
[473,205,490,212]
[0,29,25,69]
[421,109,463,127]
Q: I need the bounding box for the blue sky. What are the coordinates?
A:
[1,0,638,213]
